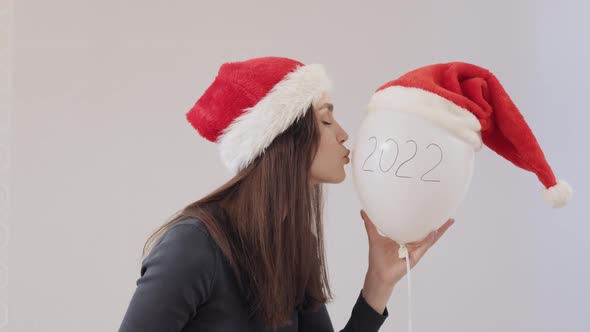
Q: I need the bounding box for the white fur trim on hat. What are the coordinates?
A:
[543,179,573,208]
[217,63,332,174]
[368,86,483,150]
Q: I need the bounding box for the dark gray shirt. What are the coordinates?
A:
[118,217,389,331]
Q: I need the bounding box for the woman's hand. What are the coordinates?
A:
[360,209,455,314]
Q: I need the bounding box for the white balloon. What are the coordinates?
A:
[352,110,475,244]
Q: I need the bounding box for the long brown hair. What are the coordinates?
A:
[142,104,332,329]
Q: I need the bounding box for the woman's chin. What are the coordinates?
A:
[313,166,347,184]
[333,170,346,184]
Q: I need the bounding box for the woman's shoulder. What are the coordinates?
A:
[135,216,220,310]
[173,216,211,235]
[143,216,220,269]
[142,216,220,283]
[160,216,217,253]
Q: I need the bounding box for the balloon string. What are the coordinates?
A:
[398,244,412,332]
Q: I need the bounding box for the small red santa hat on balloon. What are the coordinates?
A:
[368,62,573,208]
[186,56,332,174]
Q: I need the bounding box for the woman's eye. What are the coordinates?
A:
[322,121,333,126]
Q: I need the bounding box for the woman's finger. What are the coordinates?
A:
[405,231,434,249]
[406,218,455,261]
[360,210,381,243]
[409,231,437,259]
[406,218,455,249]
[432,218,455,245]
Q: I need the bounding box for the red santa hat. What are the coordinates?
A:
[368,62,573,208]
[186,56,332,174]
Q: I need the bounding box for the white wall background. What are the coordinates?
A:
[6,0,589,331]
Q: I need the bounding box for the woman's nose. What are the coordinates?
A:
[339,129,349,143]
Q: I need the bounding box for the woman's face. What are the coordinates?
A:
[310,93,350,184]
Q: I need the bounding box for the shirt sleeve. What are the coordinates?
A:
[298,289,389,332]
[118,223,218,332]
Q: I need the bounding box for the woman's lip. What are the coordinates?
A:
[344,156,350,164]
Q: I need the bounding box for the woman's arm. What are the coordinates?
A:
[118,223,218,332]
[297,211,454,331]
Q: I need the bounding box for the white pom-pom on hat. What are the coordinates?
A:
[543,179,573,208]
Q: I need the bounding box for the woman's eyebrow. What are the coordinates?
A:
[319,103,334,112]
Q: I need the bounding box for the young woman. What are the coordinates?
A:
[118,57,454,332]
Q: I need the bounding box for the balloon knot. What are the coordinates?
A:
[398,244,409,259]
